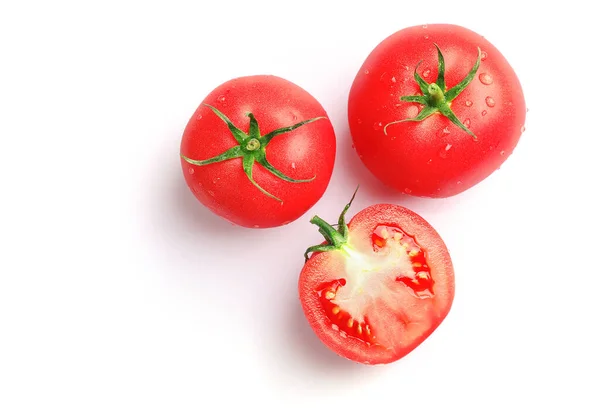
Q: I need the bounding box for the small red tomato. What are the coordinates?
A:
[348,24,526,197]
[181,75,336,228]
[299,189,455,364]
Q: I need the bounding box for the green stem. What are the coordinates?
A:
[181,105,326,203]
[384,45,481,138]
[303,187,359,262]
[309,216,346,247]
[427,83,445,106]
[245,138,260,151]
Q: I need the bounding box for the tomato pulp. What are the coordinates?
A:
[299,190,455,364]
[348,24,526,197]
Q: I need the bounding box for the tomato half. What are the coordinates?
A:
[348,24,526,197]
[299,190,454,364]
[181,75,336,228]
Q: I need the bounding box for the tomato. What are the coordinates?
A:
[299,189,454,364]
[348,24,526,198]
[181,75,336,228]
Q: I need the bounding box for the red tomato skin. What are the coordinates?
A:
[299,204,455,365]
[181,75,336,228]
[348,24,526,197]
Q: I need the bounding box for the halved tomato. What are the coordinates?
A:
[299,190,455,364]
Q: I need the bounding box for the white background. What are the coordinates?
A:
[1,0,598,413]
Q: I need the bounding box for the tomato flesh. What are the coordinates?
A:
[316,278,378,345]
[299,204,454,365]
[372,225,434,298]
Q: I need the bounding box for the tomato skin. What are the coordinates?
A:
[181,75,336,228]
[348,24,526,197]
[299,204,454,365]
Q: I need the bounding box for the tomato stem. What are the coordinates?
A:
[427,83,445,106]
[181,104,326,202]
[383,44,480,138]
[245,138,261,151]
[304,187,359,262]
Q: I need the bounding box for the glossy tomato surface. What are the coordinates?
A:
[181,75,336,228]
[299,204,454,364]
[348,24,526,197]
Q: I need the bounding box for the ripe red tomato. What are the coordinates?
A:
[348,24,526,197]
[181,75,336,228]
[299,190,454,364]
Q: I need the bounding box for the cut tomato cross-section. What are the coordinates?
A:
[299,190,455,365]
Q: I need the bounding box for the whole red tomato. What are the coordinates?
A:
[181,75,336,228]
[348,24,526,197]
[299,189,454,364]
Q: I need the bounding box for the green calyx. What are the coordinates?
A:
[304,187,359,262]
[181,104,326,202]
[383,44,481,138]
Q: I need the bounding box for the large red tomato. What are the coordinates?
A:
[181,75,336,228]
[348,24,526,197]
[299,190,454,364]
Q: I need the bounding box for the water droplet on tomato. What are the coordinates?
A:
[485,96,496,107]
[188,167,194,174]
[196,114,203,120]
[424,35,430,40]
[500,150,505,156]
[291,162,296,169]
[439,143,452,158]
[427,159,433,164]
[464,118,471,128]
[481,51,488,61]
[364,69,370,75]
[465,100,473,107]
[292,115,298,121]
[479,73,493,85]
[457,180,462,185]
[373,121,383,131]
[423,69,431,77]
[218,95,226,103]
[436,126,451,137]
[407,105,419,118]
[521,126,526,133]
[404,188,412,194]
[481,110,488,116]
[253,225,260,228]
[208,190,215,197]
[391,76,396,83]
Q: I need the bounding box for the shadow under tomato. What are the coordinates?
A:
[169,169,240,237]
[147,137,255,276]
[337,130,407,203]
